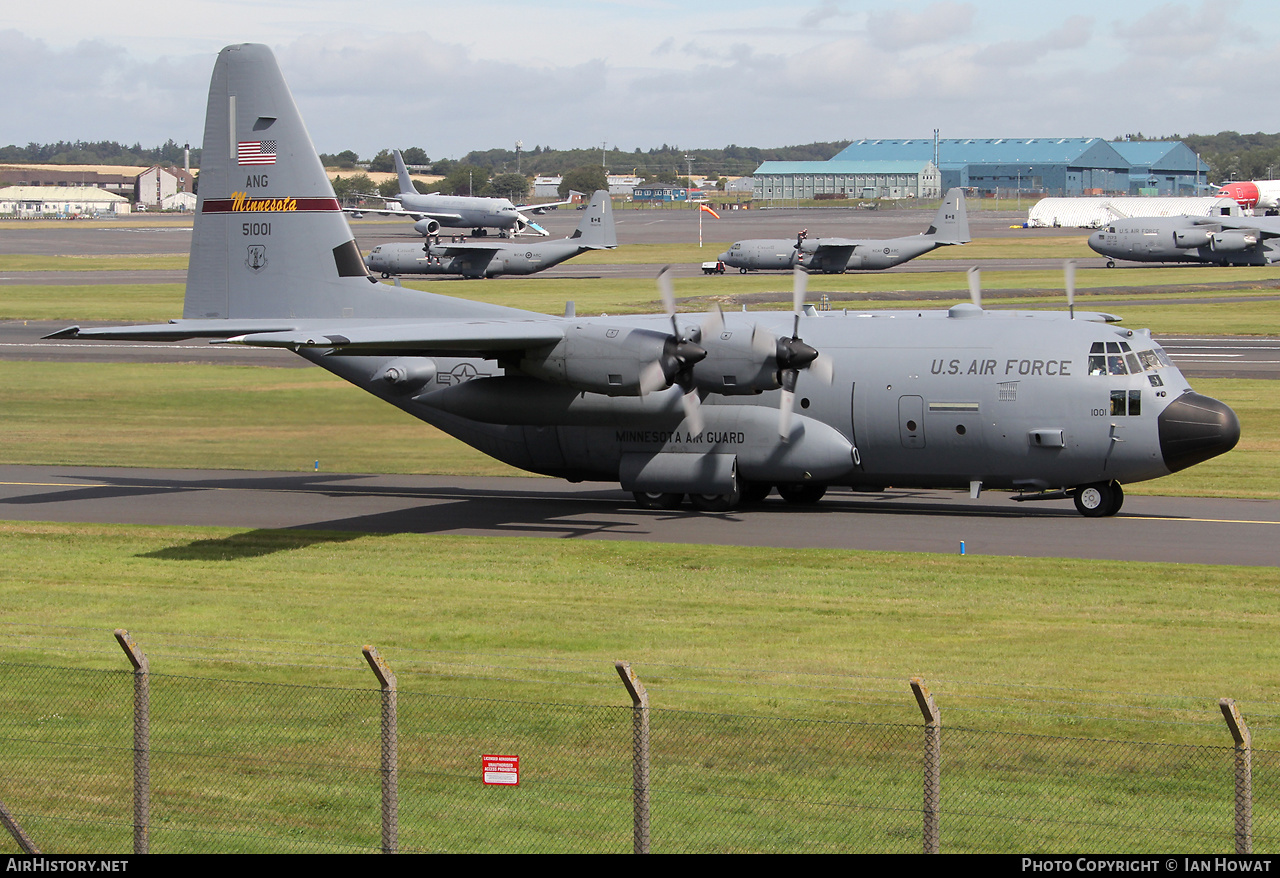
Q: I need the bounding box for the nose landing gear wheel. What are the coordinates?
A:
[1073,481,1124,517]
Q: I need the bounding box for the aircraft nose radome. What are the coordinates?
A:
[1158,392,1240,473]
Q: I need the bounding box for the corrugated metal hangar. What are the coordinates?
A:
[753,138,1208,200]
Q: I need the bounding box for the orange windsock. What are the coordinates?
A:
[699,203,720,219]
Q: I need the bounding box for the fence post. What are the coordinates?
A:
[113,629,149,855]
[615,661,650,854]
[363,646,398,854]
[910,677,941,854]
[0,797,39,854]
[1219,698,1252,855]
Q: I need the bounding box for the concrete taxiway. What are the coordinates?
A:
[0,465,1275,567]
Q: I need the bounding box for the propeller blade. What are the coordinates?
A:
[638,360,669,395]
[792,267,808,314]
[778,388,796,440]
[682,388,704,437]
[1064,259,1076,319]
[702,303,725,336]
[809,353,835,385]
[967,266,982,310]
[751,322,777,358]
[657,265,675,316]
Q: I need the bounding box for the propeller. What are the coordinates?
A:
[1064,259,1076,319]
[967,266,982,309]
[752,268,833,439]
[640,266,708,434]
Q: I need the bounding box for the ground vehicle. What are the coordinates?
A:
[702,260,726,274]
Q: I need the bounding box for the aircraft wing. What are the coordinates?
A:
[47,317,566,356]
[344,204,467,224]
[220,319,567,358]
[517,190,584,215]
[1215,216,1280,238]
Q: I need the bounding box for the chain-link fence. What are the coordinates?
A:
[1,639,1276,854]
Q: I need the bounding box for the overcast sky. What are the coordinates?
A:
[2,0,1273,163]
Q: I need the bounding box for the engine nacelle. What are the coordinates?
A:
[378,357,437,393]
[518,325,673,396]
[413,218,442,237]
[691,330,781,395]
[1173,228,1212,248]
[1210,230,1260,252]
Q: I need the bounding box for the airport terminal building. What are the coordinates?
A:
[755,138,1208,200]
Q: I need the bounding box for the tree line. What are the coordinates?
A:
[0,139,198,167]
[13,132,1280,185]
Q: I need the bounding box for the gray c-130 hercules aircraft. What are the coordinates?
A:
[1088,214,1280,267]
[364,189,617,279]
[719,189,970,274]
[47,44,1240,516]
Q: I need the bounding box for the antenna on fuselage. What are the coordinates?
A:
[1064,260,1077,319]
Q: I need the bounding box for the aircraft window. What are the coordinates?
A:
[1119,341,1132,352]
[1129,390,1142,416]
[1111,390,1127,416]
[1105,342,1121,353]
[1138,350,1161,371]
[1155,348,1173,368]
[1089,342,1106,376]
[1107,355,1128,376]
[1149,373,1164,387]
[1125,353,1142,374]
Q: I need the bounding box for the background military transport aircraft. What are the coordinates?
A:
[719,189,970,273]
[345,148,574,238]
[49,44,1240,516]
[365,189,617,278]
[1088,215,1280,266]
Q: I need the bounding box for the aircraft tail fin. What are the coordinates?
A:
[924,187,970,244]
[184,44,524,323]
[393,149,417,196]
[569,190,617,248]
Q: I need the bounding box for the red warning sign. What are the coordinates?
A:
[482,754,519,786]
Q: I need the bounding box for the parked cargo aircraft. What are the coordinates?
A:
[344,149,572,237]
[719,189,970,273]
[48,44,1240,516]
[365,190,616,278]
[1088,215,1280,266]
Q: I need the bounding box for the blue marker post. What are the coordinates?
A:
[959,541,966,555]
[314,460,320,472]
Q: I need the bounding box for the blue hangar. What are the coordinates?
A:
[752,138,1207,201]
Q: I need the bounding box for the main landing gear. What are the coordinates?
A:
[631,482,828,512]
[1072,480,1124,517]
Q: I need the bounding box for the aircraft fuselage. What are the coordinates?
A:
[1089,218,1280,266]
[365,241,587,278]
[721,235,942,273]
[310,307,1237,499]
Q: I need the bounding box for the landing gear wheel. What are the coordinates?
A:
[1106,260,1115,268]
[739,481,772,504]
[381,272,391,278]
[689,490,740,512]
[739,267,748,274]
[633,491,683,510]
[1073,481,1123,517]
[777,483,827,505]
